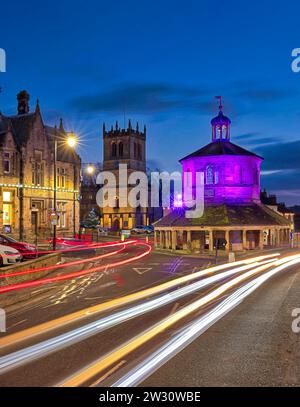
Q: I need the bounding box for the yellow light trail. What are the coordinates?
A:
[60,254,300,387]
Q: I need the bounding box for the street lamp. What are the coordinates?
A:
[66,132,77,148]
[52,130,78,251]
[86,164,95,175]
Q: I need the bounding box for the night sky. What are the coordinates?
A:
[1,0,300,204]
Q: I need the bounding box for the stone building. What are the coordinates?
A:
[0,91,81,242]
[80,162,102,223]
[154,102,291,253]
[100,121,148,230]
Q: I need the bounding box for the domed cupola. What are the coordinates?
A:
[211,96,231,141]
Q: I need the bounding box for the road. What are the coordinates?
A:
[0,240,299,387]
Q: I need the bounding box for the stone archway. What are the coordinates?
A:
[112,217,120,231]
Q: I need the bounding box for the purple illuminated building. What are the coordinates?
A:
[154,100,292,254]
[180,104,262,206]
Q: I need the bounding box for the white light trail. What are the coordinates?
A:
[113,257,300,387]
[0,253,279,350]
[0,259,275,373]
[59,253,300,387]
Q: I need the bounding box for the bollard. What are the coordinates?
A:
[0,308,6,333]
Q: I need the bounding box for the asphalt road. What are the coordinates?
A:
[0,244,299,387]
[141,265,300,387]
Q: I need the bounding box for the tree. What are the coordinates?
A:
[84,208,99,228]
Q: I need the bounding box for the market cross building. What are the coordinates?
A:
[0,90,81,242]
[154,102,292,253]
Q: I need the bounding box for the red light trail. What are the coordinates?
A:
[0,242,152,294]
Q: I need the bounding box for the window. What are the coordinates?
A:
[3,152,10,173]
[57,202,66,228]
[32,151,44,186]
[56,167,60,187]
[61,168,66,188]
[118,142,124,157]
[3,191,13,226]
[214,171,219,184]
[138,144,142,160]
[111,142,117,158]
[134,142,137,158]
[206,165,214,185]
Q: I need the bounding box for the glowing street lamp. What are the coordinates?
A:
[66,132,78,148]
[52,130,78,251]
[86,164,95,175]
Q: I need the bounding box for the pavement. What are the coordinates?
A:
[142,265,300,387]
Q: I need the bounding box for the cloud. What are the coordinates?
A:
[234,132,261,141]
[237,89,288,102]
[70,83,208,114]
[257,139,300,171]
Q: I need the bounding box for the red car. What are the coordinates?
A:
[0,234,38,259]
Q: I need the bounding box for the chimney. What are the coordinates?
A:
[17,90,30,115]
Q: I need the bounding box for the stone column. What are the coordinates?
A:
[160,231,164,249]
[171,230,177,250]
[165,230,170,249]
[259,229,264,250]
[225,230,230,253]
[242,230,247,250]
[209,230,214,252]
[276,229,280,247]
[154,230,157,248]
[186,230,192,252]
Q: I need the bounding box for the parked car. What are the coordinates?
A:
[96,226,109,236]
[131,225,153,234]
[0,234,38,259]
[0,244,22,266]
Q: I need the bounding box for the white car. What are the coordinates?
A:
[0,244,22,266]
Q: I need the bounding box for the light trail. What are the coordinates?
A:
[59,254,300,387]
[0,243,152,295]
[1,239,138,258]
[0,253,279,350]
[0,244,128,279]
[114,256,300,387]
[0,259,275,373]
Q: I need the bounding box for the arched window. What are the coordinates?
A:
[134,142,137,159]
[111,142,117,158]
[118,142,123,157]
[137,144,142,160]
[206,165,214,185]
[214,170,219,184]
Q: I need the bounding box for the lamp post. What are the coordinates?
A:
[52,130,78,251]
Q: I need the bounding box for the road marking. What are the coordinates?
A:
[8,319,27,330]
[90,360,126,386]
[133,267,153,275]
[84,296,103,301]
[169,302,180,315]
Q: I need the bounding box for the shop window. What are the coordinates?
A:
[3,191,13,226]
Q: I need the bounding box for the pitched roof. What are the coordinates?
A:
[155,204,290,228]
[8,113,36,147]
[179,140,263,162]
[0,112,80,165]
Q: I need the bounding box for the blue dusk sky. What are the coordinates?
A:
[1,0,300,204]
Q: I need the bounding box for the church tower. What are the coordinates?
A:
[101,120,147,230]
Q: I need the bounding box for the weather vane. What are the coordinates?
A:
[215,95,223,111]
